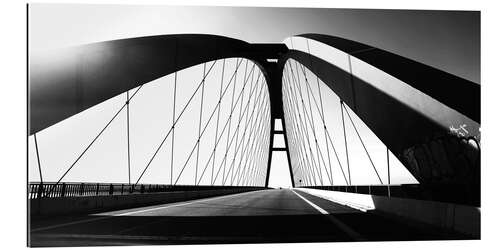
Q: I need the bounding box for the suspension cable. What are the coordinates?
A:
[212,64,262,184]
[231,73,262,185]
[288,62,324,185]
[295,61,334,185]
[126,91,131,185]
[218,72,263,185]
[34,134,43,185]
[292,61,349,185]
[134,60,218,185]
[194,65,255,183]
[46,85,143,196]
[211,59,233,185]
[170,70,177,185]
[215,83,265,185]
[342,102,383,184]
[172,59,249,185]
[194,63,207,185]
[283,65,318,186]
[235,88,268,185]
[340,100,352,185]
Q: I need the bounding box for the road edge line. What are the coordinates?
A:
[291,189,365,241]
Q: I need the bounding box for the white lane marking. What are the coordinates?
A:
[31,189,268,233]
[291,189,365,240]
[291,189,328,214]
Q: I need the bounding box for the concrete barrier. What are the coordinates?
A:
[296,188,479,238]
[30,188,264,217]
[370,195,480,238]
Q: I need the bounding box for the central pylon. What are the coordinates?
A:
[262,61,295,188]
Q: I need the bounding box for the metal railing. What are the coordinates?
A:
[28,182,265,199]
[305,185,396,196]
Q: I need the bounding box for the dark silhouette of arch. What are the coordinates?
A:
[29,34,287,134]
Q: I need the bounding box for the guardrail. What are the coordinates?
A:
[28,182,265,199]
[305,183,479,206]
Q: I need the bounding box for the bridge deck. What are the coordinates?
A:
[29,189,467,246]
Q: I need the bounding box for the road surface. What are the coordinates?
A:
[29,188,459,246]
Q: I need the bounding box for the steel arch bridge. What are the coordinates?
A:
[29,33,480,207]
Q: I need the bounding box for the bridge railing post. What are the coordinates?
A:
[61,183,66,197]
[37,183,44,199]
[79,183,84,196]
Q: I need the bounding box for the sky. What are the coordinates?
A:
[28,4,479,188]
[29,4,480,83]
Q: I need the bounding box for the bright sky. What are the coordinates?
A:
[28,4,480,83]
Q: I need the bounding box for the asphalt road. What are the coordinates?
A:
[29,188,460,246]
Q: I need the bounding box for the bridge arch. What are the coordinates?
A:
[29,33,480,205]
[29,34,286,135]
[29,34,291,188]
[278,34,479,205]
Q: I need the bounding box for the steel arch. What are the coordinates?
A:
[29,34,287,135]
[277,34,479,204]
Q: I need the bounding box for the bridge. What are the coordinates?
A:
[28,34,480,246]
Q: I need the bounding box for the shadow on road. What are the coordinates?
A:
[30,212,472,247]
